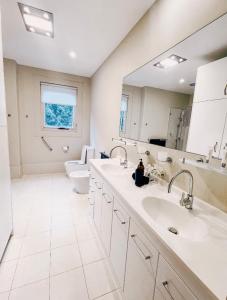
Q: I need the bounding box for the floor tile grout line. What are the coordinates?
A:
[74,209,92,300]
[92,288,121,300]
[8,221,25,295]
[8,277,50,293]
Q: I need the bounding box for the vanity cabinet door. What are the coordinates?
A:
[88,176,95,218]
[93,176,103,232]
[100,183,114,256]
[187,99,227,158]
[110,198,130,288]
[193,57,227,102]
[123,221,159,300]
[154,256,197,300]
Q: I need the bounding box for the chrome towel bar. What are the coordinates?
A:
[41,136,53,152]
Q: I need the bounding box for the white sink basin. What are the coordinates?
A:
[142,196,208,242]
[100,163,128,175]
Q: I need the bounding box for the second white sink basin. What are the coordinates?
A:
[142,196,208,242]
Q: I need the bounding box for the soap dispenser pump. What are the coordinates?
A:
[135,159,145,187]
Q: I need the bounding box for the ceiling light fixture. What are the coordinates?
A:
[154,54,187,69]
[69,51,77,59]
[18,3,54,38]
[179,78,185,84]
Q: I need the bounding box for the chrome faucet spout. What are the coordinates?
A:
[109,146,128,168]
[168,169,194,209]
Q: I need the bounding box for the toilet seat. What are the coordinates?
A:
[69,170,90,194]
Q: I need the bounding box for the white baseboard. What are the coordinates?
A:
[10,165,22,179]
[22,162,65,175]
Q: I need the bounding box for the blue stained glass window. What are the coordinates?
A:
[44,103,74,129]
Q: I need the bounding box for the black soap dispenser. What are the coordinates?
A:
[135,159,145,187]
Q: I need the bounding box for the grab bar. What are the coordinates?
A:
[41,136,53,152]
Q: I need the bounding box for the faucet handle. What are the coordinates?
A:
[180,192,186,206]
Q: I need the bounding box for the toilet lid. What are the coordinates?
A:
[70,170,90,178]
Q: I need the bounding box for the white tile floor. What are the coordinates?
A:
[0,174,122,300]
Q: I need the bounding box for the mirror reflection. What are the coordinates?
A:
[120,13,227,158]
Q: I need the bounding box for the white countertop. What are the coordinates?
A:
[90,158,227,300]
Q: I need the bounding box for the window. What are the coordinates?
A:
[119,94,128,133]
[41,83,77,129]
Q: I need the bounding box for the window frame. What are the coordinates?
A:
[119,93,129,134]
[40,82,78,131]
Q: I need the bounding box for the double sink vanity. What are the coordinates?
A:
[89,158,227,300]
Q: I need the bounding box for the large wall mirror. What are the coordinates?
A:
[119,13,227,159]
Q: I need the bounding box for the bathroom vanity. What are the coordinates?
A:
[89,159,227,300]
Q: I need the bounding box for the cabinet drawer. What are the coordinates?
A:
[154,256,197,300]
[110,198,130,288]
[113,198,130,235]
[100,182,114,255]
[123,220,159,300]
[129,221,158,277]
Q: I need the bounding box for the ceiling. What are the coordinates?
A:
[0,0,155,77]
[124,13,227,95]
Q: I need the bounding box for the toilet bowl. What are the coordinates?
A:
[64,145,94,177]
[65,145,94,194]
[70,170,90,194]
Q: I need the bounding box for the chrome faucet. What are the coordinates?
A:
[168,169,194,209]
[110,146,128,168]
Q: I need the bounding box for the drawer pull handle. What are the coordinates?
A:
[162,281,175,300]
[224,83,227,96]
[102,193,112,204]
[131,234,151,260]
[95,181,102,190]
[114,209,126,224]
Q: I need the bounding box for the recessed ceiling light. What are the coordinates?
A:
[154,54,187,69]
[69,51,77,59]
[18,3,54,38]
[179,78,185,84]
[23,14,53,32]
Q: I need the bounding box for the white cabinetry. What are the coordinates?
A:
[100,183,114,255]
[92,172,103,232]
[89,166,201,300]
[187,99,227,158]
[110,198,130,288]
[88,176,96,218]
[154,256,197,300]
[194,57,227,102]
[124,220,159,300]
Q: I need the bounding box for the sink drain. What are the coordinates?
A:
[168,227,178,235]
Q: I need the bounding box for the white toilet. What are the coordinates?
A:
[64,145,94,194]
[70,170,90,194]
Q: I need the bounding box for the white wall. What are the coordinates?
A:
[140,86,190,141]
[90,0,227,212]
[4,61,91,176]
[0,8,13,255]
[4,59,21,178]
